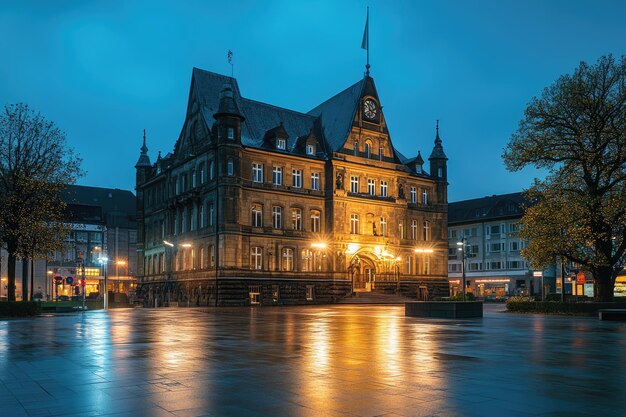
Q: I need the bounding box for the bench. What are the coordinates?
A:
[598,309,626,321]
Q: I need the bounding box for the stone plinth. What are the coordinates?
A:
[405,301,483,318]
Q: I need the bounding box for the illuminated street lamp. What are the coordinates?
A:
[457,238,468,301]
[99,256,109,309]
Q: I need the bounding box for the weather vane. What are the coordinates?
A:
[227,49,234,77]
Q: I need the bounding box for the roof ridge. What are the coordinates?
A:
[241,97,317,119]
[307,78,365,113]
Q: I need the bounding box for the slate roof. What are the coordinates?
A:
[448,192,528,225]
[307,79,365,152]
[61,185,137,227]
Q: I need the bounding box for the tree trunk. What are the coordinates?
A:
[594,266,615,302]
[7,245,16,302]
[22,258,28,301]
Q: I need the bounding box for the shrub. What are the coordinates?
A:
[505,300,626,315]
[0,301,42,317]
[448,293,476,301]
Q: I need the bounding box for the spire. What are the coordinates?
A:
[135,129,152,168]
[415,150,424,165]
[429,120,447,160]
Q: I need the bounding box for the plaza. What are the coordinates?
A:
[1,305,625,417]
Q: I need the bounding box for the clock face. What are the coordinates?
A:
[363,99,377,120]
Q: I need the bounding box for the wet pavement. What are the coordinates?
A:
[1,304,625,417]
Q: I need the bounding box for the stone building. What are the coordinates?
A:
[135,68,450,306]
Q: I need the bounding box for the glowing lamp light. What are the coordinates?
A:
[414,249,434,253]
[181,243,192,248]
[346,243,360,254]
[163,240,174,247]
[312,242,327,249]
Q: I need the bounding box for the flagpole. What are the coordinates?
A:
[366,6,370,75]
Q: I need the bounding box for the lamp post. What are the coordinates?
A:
[457,238,467,301]
[99,256,109,309]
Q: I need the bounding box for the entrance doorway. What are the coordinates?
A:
[350,254,377,292]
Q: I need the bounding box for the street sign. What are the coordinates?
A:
[533,271,543,277]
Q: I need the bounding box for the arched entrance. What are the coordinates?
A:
[349,252,377,292]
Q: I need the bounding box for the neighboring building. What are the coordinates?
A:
[0,185,137,301]
[447,192,556,299]
[135,67,450,306]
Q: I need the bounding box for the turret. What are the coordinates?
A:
[428,120,448,203]
[135,129,152,185]
[213,83,245,145]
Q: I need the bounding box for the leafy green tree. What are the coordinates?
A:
[503,55,626,301]
[0,103,82,301]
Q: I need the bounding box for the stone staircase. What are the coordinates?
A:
[337,291,414,304]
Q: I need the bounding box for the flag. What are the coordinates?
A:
[227,50,233,64]
[361,9,369,50]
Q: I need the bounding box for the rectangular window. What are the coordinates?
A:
[380,217,387,237]
[252,204,263,227]
[306,285,314,301]
[252,163,264,183]
[311,210,321,233]
[209,160,215,180]
[378,146,383,160]
[190,206,197,231]
[272,285,280,302]
[405,256,413,274]
[192,171,197,188]
[411,220,418,240]
[422,189,428,205]
[423,220,431,241]
[311,172,320,191]
[367,179,375,195]
[350,214,359,234]
[410,187,417,204]
[200,165,205,184]
[510,241,520,252]
[350,176,359,193]
[200,205,205,228]
[181,209,187,233]
[210,245,215,267]
[353,140,358,156]
[380,181,388,197]
[273,166,283,185]
[489,243,502,253]
[227,158,234,176]
[307,144,315,155]
[249,286,261,304]
[508,260,522,269]
[292,170,302,188]
[272,206,282,229]
[227,127,234,140]
[399,221,405,239]
[282,248,294,271]
[277,138,286,150]
[291,208,302,230]
[251,247,263,270]
[509,223,520,233]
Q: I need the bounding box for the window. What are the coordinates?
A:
[227,127,234,140]
[272,285,280,302]
[200,205,205,228]
[306,285,314,301]
[380,217,387,237]
[423,220,431,241]
[200,165,205,184]
[249,286,261,304]
[311,172,320,190]
[277,138,286,150]
[510,241,520,252]
[209,202,214,226]
[406,256,413,274]
[252,204,263,227]
[350,214,359,234]
[410,187,417,204]
[175,176,179,195]
[209,160,215,180]
[307,144,315,155]
[311,210,321,232]
[424,256,430,275]
[227,158,234,176]
[272,206,282,229]
[292,169,302,188]
[365,142,371,158]
[282,248,294,271]
[399,221,405,239]
[350,176,359,193]
[422,189,428,205]
[302,249,313,272]
[181,209,187,233]
[380,181,388,197]
[509,223,520,233]
[411,220,418,240]
[192,170,197,188]
[209,245,215,267]
[508,260,522,269]
[273,166,283,185]
[251,247,263,270]
[291,208,302,230]
[416,164,422,174]
[200,247,205,269]
[174,212,178,235]
[379,146,383,160]
[367,179,375,195]
[489,243,502,253]
[190,206,197,231]
[448,229,457,239]
[353,140,358,156]
[252,163,264,183]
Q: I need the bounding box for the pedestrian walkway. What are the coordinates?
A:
[1,304,625,416]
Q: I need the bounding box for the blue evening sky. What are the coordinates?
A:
[1,0,625,202]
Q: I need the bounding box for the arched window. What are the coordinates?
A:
[252,204,263,227]
[365,141,371,158]
[353,140,359,156]
[310,210,321,232]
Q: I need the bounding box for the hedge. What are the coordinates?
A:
[0,301,42,317]
[506,300,626,315]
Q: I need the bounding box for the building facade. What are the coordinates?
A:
[136,68,450,306]
[0,185,137,302]
[447,193,556,299]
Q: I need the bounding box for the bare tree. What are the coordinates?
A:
[503,55,626,301]
[0,103,82,302]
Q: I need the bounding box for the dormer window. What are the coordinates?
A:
[227,127,234,140]
[277,138,286,150]
[353,141,358,156]
[415,164,423,174]
[306,144,315,155]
